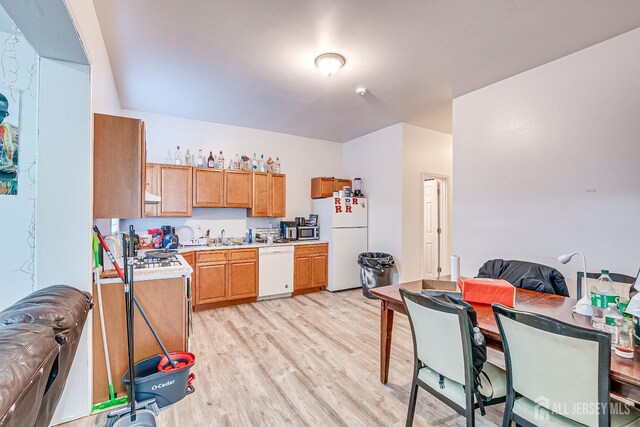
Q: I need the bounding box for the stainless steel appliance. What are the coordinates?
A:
[280,221,298,241]
[297,225,320,240]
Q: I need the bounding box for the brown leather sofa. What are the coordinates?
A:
[0,285,92,427]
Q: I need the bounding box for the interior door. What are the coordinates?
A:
[423,179,440,279]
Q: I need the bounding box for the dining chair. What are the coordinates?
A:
[400,288,506,427]
[576,271,637,300]
[493,303,640,426]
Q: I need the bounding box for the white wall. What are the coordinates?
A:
[402,123,453,282]
[452,27,640,295]
[37,58,92,425]
[65,0,121,114]
[0,29,39,311]
[121,109,343,235]
[343,123,404,281]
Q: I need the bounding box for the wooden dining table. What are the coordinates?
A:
[370,280,640,403]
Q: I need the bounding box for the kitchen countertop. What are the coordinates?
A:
[176,240,329,253]
[99,254,193,284]
[98,241,328,284]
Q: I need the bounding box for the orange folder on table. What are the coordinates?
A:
[458,277,516,307]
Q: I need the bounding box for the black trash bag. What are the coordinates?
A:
[358,252,396,299]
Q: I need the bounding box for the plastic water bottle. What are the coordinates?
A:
[591,270,617,330]
[604,303,622,348]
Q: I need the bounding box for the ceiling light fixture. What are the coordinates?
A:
[355,87,368,96]
[314,53,345,76]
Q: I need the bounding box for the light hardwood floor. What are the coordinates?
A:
[63,290,502,426]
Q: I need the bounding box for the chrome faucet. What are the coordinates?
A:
[220,229,225,240]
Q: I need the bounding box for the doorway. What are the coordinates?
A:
[422,175,449,279]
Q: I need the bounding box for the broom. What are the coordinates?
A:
[91,232,128,412]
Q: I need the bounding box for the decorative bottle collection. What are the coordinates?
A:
[172,146,283,173]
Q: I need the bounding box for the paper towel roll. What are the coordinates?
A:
[451,255,460,282]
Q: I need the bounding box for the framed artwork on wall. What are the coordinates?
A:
[0,86,20,195]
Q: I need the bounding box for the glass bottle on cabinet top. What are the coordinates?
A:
[233,154,240,170]
[258,154,267,172]
[175,146,182,165]
[274,157,281,173]
[207,151,215,168]
[251,153,258,171]
[218,151,225,170]
[184,149,192,166]
[196,149,204,167]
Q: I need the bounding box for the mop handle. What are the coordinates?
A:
[93,226,125,281]
[95,269,116,399]
[133,297,177,368]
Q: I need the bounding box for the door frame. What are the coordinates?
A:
[421,173,450,279]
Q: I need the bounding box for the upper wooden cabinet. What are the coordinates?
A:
[248,173,286,218]
[145,163,160,217]
[224,170,252,208]
[311,177,352,199]
[247,172,269,217]
[94,114,146,218]
[269,174,286,218]
[334,179,352,192]
[193,168,223,208]
[158,164,193,217]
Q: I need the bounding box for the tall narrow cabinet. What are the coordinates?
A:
[94,114,146,218]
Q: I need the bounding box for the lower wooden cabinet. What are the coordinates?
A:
[196,262,227,304]
[228,259,258,300]
[194,248,258,309]
[294,243,328,294]
[92,277,187,404]
[193,244,328,310]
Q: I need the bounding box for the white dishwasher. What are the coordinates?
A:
[258,246,294,300]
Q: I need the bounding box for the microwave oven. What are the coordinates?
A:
[296,226,320,240]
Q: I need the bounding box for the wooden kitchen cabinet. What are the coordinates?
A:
[144,163,160,217]
[269,173,286,218]
[294,243,328,294]
[92,277,187,404]
[294,255,312,289]
[194,248,258,310]
[94,114,146,218]
[311,177,352,199]
[334,179,352,192]
[193,168,223,208]
[195,262,227,304]
[248,172,286,218]
[247,172,269,216]
[311,252,328,287]
[224,170,253,208]
[159,164,193,216]
[228,259,258,300]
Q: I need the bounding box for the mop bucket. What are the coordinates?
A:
[122,353,195,409]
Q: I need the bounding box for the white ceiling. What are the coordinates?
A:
[93,0,640,142]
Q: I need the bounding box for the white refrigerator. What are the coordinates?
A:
[312,197,368,292]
